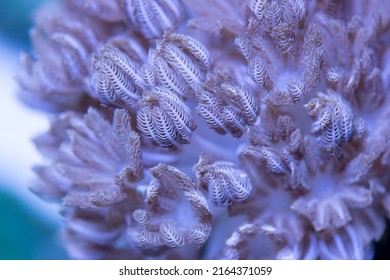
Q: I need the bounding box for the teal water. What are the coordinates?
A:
[0,186,68,259]
[0,0,47,46]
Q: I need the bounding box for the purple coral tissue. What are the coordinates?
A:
[16,0,390,259]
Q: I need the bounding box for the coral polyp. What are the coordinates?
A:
[17,0,390,259]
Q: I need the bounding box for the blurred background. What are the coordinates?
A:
[0,0,388,260]
[0,0,68,259]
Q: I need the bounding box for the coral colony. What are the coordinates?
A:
[17,0,390,259]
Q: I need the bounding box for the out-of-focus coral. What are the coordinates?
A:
[17,0,390,259]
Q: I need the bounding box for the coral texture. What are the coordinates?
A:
[17,0,390,259]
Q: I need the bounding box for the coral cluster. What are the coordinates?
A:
[17,0,390,259]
